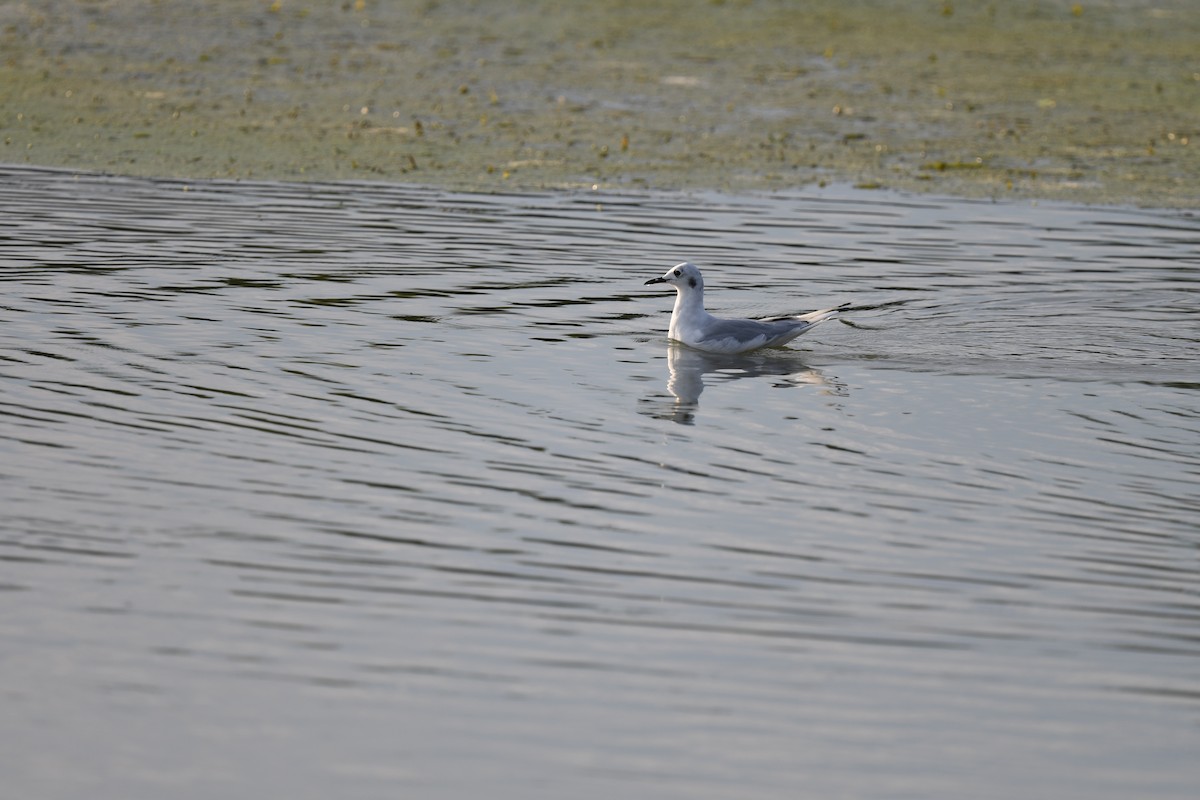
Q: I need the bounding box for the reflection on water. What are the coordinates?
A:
[1,165,1198,800]
[641,344,845,424]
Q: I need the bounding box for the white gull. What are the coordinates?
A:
[644,262,844,354]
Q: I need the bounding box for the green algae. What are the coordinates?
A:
[2,0,1197,206]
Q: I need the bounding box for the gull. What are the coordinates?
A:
[644,262,844,354]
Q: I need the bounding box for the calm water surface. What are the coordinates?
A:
[1,165,1198,799]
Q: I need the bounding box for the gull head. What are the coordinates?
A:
[644,262,704,292]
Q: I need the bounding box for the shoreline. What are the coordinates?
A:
[3,1,1197,207]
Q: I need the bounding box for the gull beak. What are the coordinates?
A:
[644,276,667,285]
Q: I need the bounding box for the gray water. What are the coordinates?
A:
[1,165,1198,799]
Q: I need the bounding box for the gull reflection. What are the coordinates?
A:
[640,343,845,425]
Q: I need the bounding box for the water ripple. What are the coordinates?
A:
[2,165,1198,799]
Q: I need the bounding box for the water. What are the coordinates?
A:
[1,165,1198,799]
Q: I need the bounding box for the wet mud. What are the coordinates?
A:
[2,0,1197,205]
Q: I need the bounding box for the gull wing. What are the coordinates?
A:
[691,318,814,354]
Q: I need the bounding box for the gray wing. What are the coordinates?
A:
[693,317,813,354]
[691,305,843,353]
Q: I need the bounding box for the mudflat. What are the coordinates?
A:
[2,0,1196,205]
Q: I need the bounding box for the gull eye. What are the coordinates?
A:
[673,269,681,277]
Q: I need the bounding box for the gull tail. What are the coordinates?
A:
[785,302,850,325]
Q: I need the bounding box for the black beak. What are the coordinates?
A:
[644,277,666,285]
